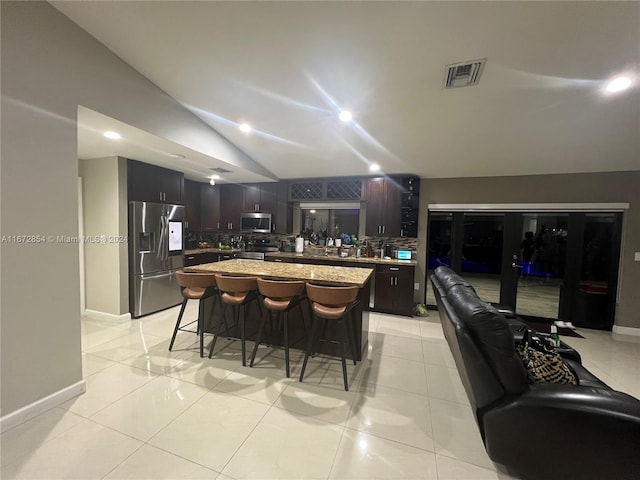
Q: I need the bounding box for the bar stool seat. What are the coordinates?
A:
[169,271,219,357]
[250,278,307,377]
[209,275,260,366]
[299,283,359,391]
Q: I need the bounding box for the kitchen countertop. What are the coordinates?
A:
[264,251,417,266]
[184,247,241,255]
[185,259,374,287]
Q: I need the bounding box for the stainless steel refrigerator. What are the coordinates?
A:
[129,201,185,318]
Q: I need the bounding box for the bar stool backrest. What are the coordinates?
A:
[176,271,218,289]
[257,278,305,301]
[215,275,258,295]
[306,283,359,308]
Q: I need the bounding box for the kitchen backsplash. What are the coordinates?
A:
[186,231,417,254]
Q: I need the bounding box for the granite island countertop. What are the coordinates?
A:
[185,259,374,287]
[264,251,417,267]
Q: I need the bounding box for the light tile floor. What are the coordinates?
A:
[2,303,639,479]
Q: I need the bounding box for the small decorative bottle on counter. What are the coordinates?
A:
[550,325,560,347]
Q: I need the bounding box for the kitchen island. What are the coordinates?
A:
[264,252,417,317]
[185,259,374,360]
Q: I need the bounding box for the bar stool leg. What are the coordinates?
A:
[299,315,320,383]
[169,298,188,351]
[346,310,357,365]
[250,306,270,367]
[198,298,206,357]
[283,311,290,378]
[239,304,247,367]
[339,318,349,391]
[208,302,228,359]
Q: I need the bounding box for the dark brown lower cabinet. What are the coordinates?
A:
[184,252,236,266]
[374,264,415,316]
[184,252,217,267]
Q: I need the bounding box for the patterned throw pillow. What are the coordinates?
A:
[516,331,577,385]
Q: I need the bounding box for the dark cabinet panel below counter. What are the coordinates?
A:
[373,264,415,316]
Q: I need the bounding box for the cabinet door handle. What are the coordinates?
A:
[390,267,399,271]
[382,225,386,234]
[390,277,393,286]
[255,203,259,212]
[186,256,195,260]
[275,259,282,262]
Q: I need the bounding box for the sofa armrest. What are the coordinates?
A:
[482,385,640,479]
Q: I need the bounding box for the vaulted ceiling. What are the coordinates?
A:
[53,1,640,183]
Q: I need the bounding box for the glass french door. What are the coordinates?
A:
[426,210,622,329]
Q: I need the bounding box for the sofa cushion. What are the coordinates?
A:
[435,267,479,295]
[448,288,528,395]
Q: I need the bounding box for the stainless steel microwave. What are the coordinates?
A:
[240,212,272,233]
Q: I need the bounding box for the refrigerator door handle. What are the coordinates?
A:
[158,215,169,264]
[140,270,177,281]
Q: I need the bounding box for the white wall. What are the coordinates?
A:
[79,156,128,317]
[0,1,260,417]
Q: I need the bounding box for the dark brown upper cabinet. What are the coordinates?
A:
[184,179,201,232]
[243,183,276,213]
[127,159,183,204]
[200,183,220,232]
[365,177,402,237]
[219,184,244,231]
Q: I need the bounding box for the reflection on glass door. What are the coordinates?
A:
[426,213,453,305]
[513,214,568,319]
[571,213,621,330]
[459,213,504,304]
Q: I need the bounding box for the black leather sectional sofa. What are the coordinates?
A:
[431,266,640,480]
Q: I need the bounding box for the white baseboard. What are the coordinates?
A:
[84,309,131,322]
[612,325,640,336]
[0,380,86,433]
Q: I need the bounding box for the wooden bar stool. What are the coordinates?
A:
[250,278,307,377]
[169,271,219,357]
[299,283,359,391]
[209,274,259,366]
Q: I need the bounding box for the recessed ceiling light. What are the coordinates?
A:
[239,123,252,133]
[169,153,185,159]
[209,178,216,186]
[606,76,632,93]
[103,131,121,140]
[369,163,380,172]
[339,110,353,122]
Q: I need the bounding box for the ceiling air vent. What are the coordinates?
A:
[443,58,486,88]
[210,167,231,173]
